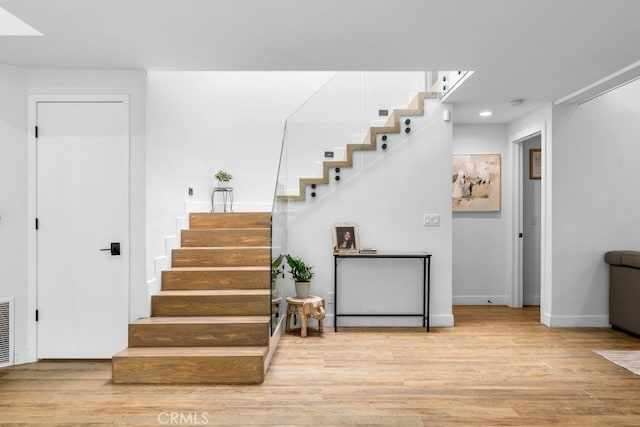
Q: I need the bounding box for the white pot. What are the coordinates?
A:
[295,281,311,299]
[217,180,230,188]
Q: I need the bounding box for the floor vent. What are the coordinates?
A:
[0,298,14,368]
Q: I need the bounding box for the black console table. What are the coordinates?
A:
[333,252,432,332]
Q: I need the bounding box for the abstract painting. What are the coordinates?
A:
[452,154,501,212]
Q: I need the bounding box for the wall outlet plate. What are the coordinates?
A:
[424,214,440,226]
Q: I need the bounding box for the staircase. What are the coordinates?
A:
[279,90,438,202]
[112,212,273,384]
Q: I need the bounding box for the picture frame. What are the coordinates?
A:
[452,154,501,212]
[332,223,359,253]
[529,149,541,180]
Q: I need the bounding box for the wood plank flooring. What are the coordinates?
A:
[3,305,640,425]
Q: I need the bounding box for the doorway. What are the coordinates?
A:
[509,122,549,324]
[521,135,541,306]
[31,96,129,358]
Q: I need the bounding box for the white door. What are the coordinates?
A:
[36,100,129,358]
[522,136,541,306]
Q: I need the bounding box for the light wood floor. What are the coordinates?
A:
[2,305,640,426]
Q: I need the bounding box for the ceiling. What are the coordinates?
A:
[1,0,640,124]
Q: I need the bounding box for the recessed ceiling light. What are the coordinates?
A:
[0,6,43,36]
[479,111,493,117]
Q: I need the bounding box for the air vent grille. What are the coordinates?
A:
[0,298,14,367]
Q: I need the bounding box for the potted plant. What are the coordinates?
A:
[285,254,314,299]
[214,170,233,187]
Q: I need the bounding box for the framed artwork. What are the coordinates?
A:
[529,149,541,180]
[332,223,359,253]
[452,154,501,212]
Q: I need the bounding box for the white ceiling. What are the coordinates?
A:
[2,0,640,123]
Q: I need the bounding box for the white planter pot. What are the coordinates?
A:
[295,281,311,299]
[217,180,230,188]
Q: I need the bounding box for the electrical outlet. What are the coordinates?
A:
[423,214,440,226]
[188,187,193,196]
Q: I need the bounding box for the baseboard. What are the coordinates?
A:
[541,311,551,327]
[429,314,455,327]
[14,347,33,365]
[453,295,508,305]
[146,278,160,296]
[548,315,610,328]
[326,313,454,328]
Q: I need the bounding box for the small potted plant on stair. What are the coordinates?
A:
[214,170,233,187]
[285,254,314,299]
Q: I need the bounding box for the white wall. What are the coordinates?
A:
[144,71,438,296]
[284,72,427,193]
[550,80,640,327]
[26,70,148,324]
[452,124,511,304]
[145,71,337,291]
[287,101,454,327]
[0,64,28,363]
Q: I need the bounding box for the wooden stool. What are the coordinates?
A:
[286,295,325,337]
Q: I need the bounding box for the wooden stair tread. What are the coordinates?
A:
[167,266,269,272]
[171,246,270,268]
[114,211,274,385]
[134,316,269,325]
[156,289,270,296]
[189,212,271,229]
[283,91,439,201]
[114,346,268,358]
[181,229,270,247]
[174,246,271,250]
[183,227,269,231]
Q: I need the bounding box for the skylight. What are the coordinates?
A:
[0,6,42,36]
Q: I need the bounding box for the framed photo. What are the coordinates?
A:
[529,149,541,180]
[332,223,359,253]
[452,154,501,212]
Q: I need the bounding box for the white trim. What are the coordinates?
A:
[27,94,131,362]
[452,295,508,306]
[509,123,549,326]
[541,311,551,327]
[555,59,640,105]
[548,315,610,328]
[509,138,524,308]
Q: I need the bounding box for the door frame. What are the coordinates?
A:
[508,122,551,326]
[27,94,130,362]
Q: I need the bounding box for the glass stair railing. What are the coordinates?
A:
[276,71,444,204]
[270,70,467,332]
